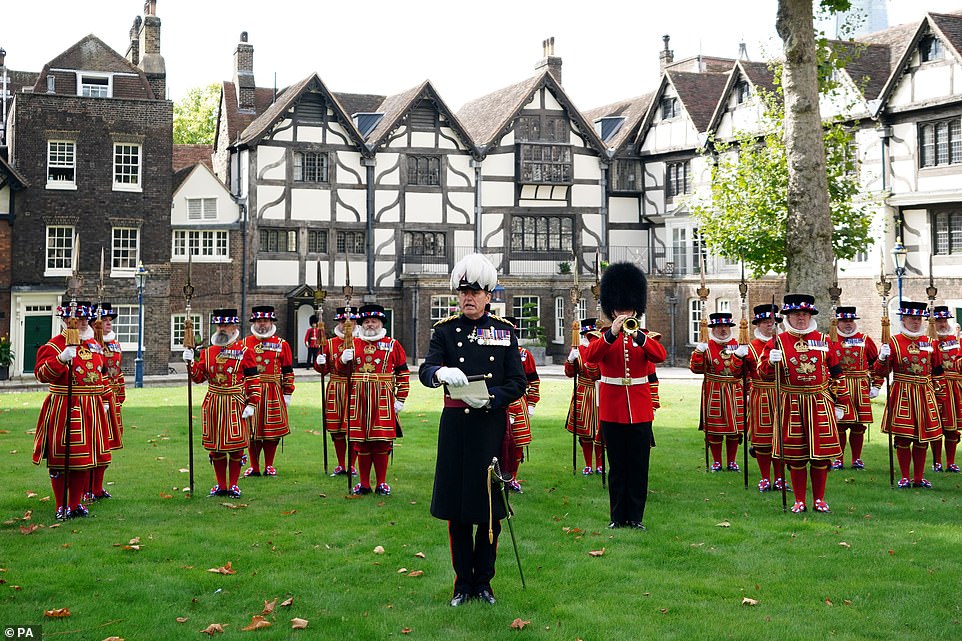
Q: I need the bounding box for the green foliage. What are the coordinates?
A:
[692,42,875,277]
[173,83,221,145]
[521,301,547,346]
[0,335,13,366]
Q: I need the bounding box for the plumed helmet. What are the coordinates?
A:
[450,253,497,292]
[599,262,647,320]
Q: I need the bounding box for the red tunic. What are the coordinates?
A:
[744,337,777,448]
[935,334,962,434]
[689,338,745,436]
[874,333,943,443]
[33,332,112,470]
[245,334,295,440]
[565,340,602,442]
[304,327,321,349]
[337,335,410,442]
[314,335,349,434]
[835,332,882,424]
[584,329,667,424]
[758,329,846,461]
[189,339,261,452]
[100,336,125,451]
[506,347,540,447]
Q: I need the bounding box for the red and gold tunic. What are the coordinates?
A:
[337,335,410,442]
[245,333,295,440]
[314,334,349,434]
[689,338,745,436]
[758,329,846,461]
[506,347,541,447]
[33,331,112,470]
[565,339,601,442]
[189,339,261,452]
[584,329,667,425]
[100,335,125,451]
[874,333,943,443]
[744,337,777,448]
[935,333,962,434]
[835,332,882,424]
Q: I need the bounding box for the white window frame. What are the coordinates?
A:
[111,227,140,276]
[172,230,230,261]
[689,298,703,345]
[553,296,587,344]
[46,140,77,189]
[512,296,541,342]
[716,299,732,314]
[79,73,111,98]
[430,295,459,324]
[186,197,217,220]
[171,313,204,349]
[112,304,139,351]
[45,225,76,277]
[113,143,142,191]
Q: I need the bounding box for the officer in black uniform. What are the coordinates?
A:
[419,253,526,607]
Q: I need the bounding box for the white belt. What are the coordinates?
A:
[600,376,649,386]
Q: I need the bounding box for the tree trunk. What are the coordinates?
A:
[776,0,836,326]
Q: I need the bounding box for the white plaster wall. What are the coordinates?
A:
[376,153,401,186]
[335,189,367,222]
[171,167,239,225]
[481,181,514,208]
[375,191,401,224]
[334,261,367,288]
[608,198,640,224]
[271,120,295,142]
[447,192,474,223]
[481,153,515,178]
[410,132,436,148]
[257,146,287,181]
[574,155,601,180]
[543,91,563,111]
[296,123,324,144]
[447,156,474,187]
[405,192,443,221]
[571,184,600,208]
[290,189,331,221]
[256,260,299,287]
[257,185,287,220]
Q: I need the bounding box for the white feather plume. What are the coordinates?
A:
[450,253,497,291]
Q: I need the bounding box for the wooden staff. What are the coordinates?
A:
[875,254,894,488]
[314,259,329,475]
[183,252,197,496]
[591,254,606,488]
[570,255,580,475]
[926,254,939,342]
[62,235,81,517]
[697,250,710,473]
[341,259,356,495]
[771,296,787,512]
[738,261,750,490]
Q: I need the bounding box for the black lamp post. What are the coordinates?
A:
[134,262,149,388]
[891,238,907,304]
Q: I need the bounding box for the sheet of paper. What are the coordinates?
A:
[446,379,490,404]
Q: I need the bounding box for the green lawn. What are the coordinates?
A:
[0,379,960,640]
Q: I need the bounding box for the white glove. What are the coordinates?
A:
[340,348,354,364]
[734,345,749,358]
[436,366,469,387]
[315,353,327,366]
[834,406,845,420]
[878,344,891,361]
[283,394,292,406]
[695,342,709,353]
[182,348,194,362]
[580,336,589,348]
[869,386,880,399]
[241,405,255,419]
[465,396,490,409]
[103,402,111,413]
[394,400,404,413]
[768,349,783,364]
[568,348,580,363]
[58,346,77,363]
[528,405,536,417]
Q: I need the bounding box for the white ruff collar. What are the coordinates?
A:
[783,319,818,337]
[251,324,277,340]
[754,328,773,342]
[211,329,240,346]
[104,331,117,342]
[836,325,860,338]
[359,328,387,342]
[897,319,925,339]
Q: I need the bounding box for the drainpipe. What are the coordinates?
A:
[363,157,376,295]
[471,157,482,252]
[599,156,610,262]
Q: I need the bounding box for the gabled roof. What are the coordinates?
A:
[216,81,279,149]
[871,12,962,115]
[833,39,892,101]
[705,60,775,134]
[173,144,214,173]
[234,74,367,151]
[365,80,476,153]
[456,71,606,155]
[634,68,730,151]
[33,34,154,98]
[333,93,387,118]
[582,93,655,153]
[171,162,228,196]
[0,154,30,189]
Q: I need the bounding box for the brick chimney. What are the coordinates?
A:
[659,35,674,74]
[126,16,142,66]
[234,32,255,111]
[137,0,166,99]
[535,36,562,85]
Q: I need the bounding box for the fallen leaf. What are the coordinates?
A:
[243,615,271,631]
[45,608,72,617]
[660,608,669,614]
[888,550,895,555]
[373,546,385,554]
[281,510,297,515]
[207,562,236,575]
[200,623,226,635]
[414,552,426,559]
[280,596,294,607]
[407,570,424,577]
[26,491,37,499]
[825,598,834,606]
[588,547,605,557]
[176,617,189,623]
[20,524,40,535]
[261,598,277,615]
[221,503,248,509]
[179,468,190,473]
[397,568,408,574]
[839,542,851,549]
[122,545,141,551]
[401,628,412,634]
[103,637,125,641]
[160,492,173,499]
[291,618,308,630]
[742,597,759,606]
[129,537,141,545]
[23,511,33,520]
[510,618,530,630]
[843,599,852,605]
[716,521,731,528]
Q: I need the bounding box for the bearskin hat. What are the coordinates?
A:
[599,262,647,320]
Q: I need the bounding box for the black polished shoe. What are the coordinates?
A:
[476,588,496,605]
[627,521,647,531]
[450,592,472,607]
[607,521,625,529]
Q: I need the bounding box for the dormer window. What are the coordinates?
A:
[594,116,625,143]
[735,80,751,105]
[80,75,110,98]
[661,97,680,120]
[920,35,943,63]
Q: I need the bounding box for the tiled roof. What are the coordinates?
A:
[171,165,194,193]
[0,154,29,188]
[34,35,153,98]
[857,19,919,76]
[668,70,731,132]
[582,93,655,152]
[219,81,277,146]
[739,61,776,96]
[364,81,475,152]
[456,75,543,148]
[172,144,214,172]
[928,12,962,62]
[333,92,387,118]
[833,39,891,100]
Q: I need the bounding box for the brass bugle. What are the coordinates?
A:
[622,316,641,334]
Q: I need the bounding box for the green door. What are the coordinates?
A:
[22,316,52,373]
